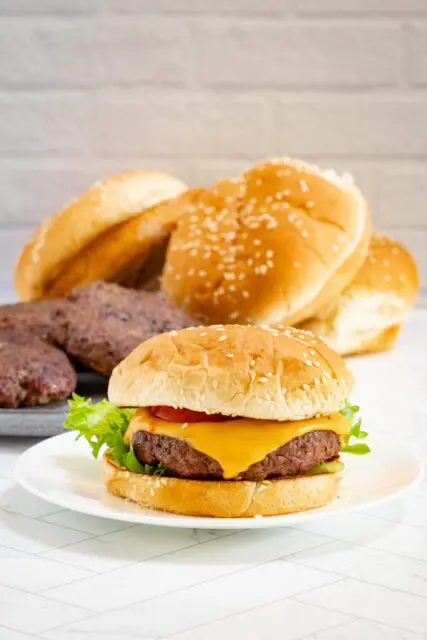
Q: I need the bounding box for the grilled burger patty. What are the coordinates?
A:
[131,429,340,481]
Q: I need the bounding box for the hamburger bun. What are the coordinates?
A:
[109,324,353,421]
[162,158,371,325]
[299,235,419,355]
[103,454,339,518]
[15,171,188,301]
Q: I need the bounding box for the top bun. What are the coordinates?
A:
[109,324,353,421]
[162,158,371,326]
[299,234,419,355]
[15,171,187,301]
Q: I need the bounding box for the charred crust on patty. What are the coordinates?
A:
[0,328,77,408]
[56,281,196,376]
[131,429,340,481]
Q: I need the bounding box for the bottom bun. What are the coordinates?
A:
[103,455,340,518]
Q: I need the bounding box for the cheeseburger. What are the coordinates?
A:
[66,325,369,518]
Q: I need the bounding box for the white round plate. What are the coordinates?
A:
[16,431,422,529]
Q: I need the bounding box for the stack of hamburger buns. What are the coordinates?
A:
[13,158,418,362]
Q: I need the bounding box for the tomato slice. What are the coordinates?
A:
[150,406,230,423]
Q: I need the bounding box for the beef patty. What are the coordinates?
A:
[57,281,196,376]
[0,328,77,408]
[0,299,68,344]
[131,429,340,481]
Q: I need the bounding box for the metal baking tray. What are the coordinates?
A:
[0,372,108,437]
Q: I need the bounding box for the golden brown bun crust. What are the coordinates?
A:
[15,171,187,301]
[299,235,419,356]
[162,158,371,325]
[43,188,203,296]
[103,455,339,518]
[108,324,353,421]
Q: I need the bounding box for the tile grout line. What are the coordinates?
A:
[296,617,360,640]
[37,540,338,636]
[289,594,427,639]
[161,576,348,640]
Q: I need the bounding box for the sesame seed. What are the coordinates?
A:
[226,353,235,359]
[229,310,240,320]
[259,377,268,383]
[218,335,227,342]
[188,268,195,276]
[306,200,314,208]
[302,383,310,391]
[266,249,274,258]
[181,423,188,429]
[229,284,236,292]
[242,290,250,298]
[383,259,390,267]
[200,332,208,337]
[199,270,207,277]
[253,239,262,246]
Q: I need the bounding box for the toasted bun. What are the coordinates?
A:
[109,324,353,421]
[162,158,371,325]
[103,455,339,518]
[299,235,419,355]
[15,171,188,301]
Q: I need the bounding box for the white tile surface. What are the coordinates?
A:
[0,484,62,518]
[297,579,427,634]
[0,547,94,592]
[42,528,332,611]
[0,628,38,640]
[0,584,91,634]
[303,619,426,639]
[0,511,92,554]
[1,309,426,639]
[39,562,340,639]
[42,523,208,573]
[41,509,135,535]
[167,600,351,640]
[289,541,427,598]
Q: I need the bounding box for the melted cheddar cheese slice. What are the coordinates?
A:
[125,408,349,479]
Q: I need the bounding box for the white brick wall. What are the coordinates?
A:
[0,0,425,304]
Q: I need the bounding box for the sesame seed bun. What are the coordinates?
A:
[108,324,353,421]
[162,158,371,325]
[14,171,188,301]
[299,235,419,355]
[103,454,340,518]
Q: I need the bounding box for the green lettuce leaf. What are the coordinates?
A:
[64,394,167,475]
[305,459,345,475]
[340,400,371,455]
